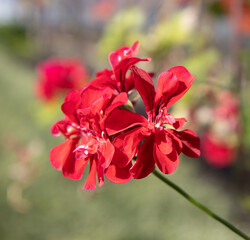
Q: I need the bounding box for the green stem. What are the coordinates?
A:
[153,169,250,240]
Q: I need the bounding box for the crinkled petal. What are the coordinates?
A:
[130,134,155,179]
[131,66,156,113]
[106,108,148,135]
[105,162,133,184]
[171,129,200,158]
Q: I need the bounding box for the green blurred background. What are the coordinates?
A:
[0,0,250,239]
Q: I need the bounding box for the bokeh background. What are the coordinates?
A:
[0,0,250,239]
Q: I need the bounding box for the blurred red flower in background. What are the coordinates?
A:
[35,58,89,102]
[220,0,250,34]
[201,91,241,167]
[90,0,117,21]
[202,131,236,168]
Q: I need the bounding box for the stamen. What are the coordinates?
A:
[124,49,129,56]
[84,150,88,155]
[101,131,105,138]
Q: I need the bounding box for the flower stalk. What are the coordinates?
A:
[153,168,250,240]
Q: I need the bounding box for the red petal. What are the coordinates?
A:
[97,164,105,187]
[63,157,88,180]
[154,129,173,155]
[98,140,115,168]
[155,66,195,112]
[109,41,140,69]
[130,134,155,179]
[172,129,200,158]
[50,137,87,180]
[64,89,80,103]
[161,112,176,125]
[130,41,140,56]
[124,72,135,92]
[83,75,118,92]
[83,157,97,190]
[109,46,130,69]
[80,84,115,108]
[131,66,156,113]
[61,90,81,124]
[154,142,179,174]
[155,71,179,112]
[112,127,145,168]
[160,113,187,130]
[105,92,128,117]
[49,137,79,171]
[173,118,187,130]
[61,102,79,124]
[51,119,74,137]
[105,162,133,184]
[106,108,148,135]
[166,66,195,110]
[166,129,183,155]
[96,68,113,78]
[114,57,150,92]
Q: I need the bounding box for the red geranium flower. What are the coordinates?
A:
[49,87,132,189]
[35,58,89,102]
[106,66,200,179]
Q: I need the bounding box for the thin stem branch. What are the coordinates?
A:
[153,169,250,240]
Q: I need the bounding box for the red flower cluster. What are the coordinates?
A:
[35,58,89,102]
[50,42,200,189]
